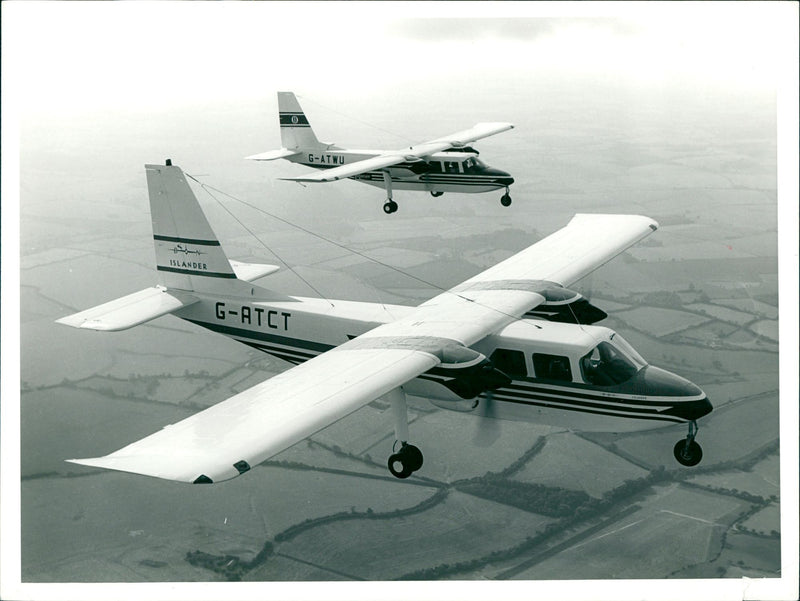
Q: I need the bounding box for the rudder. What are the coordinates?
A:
[278,91,324,150]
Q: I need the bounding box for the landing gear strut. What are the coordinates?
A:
[385,387,424,479]
[673,420,703,466]
[500,187,512,207]
[381,169,398,214]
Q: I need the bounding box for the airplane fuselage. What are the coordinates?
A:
[176,293,711,434]
[288,149,514,195]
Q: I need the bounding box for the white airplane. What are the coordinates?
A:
[246,92,515,214]
[57,161,712,485]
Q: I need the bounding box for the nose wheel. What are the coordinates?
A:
[673,420,703,466]
[388,442,424,479]
[383,200,398,214]
[500,187,512,207]
[430,191,444,198]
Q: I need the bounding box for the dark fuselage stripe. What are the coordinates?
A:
[157,266,236,278]
[489,395,685,423]
[154,235,221,246]
[184,320,334,353]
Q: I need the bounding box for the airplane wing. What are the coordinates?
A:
[281,122,514,183]
[281,153,413,183]
[244,148,301,161]
[69,345,439,483]
[68,213,656,483]
[55,286,198,332]
[360,213,658,347]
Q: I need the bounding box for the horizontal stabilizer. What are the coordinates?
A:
[229,261,280,282]
[56,286,198,331]
[245,149,301,161]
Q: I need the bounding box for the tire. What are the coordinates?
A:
[383,202,394,214]
[388,453,412,479]
[673,439,703,466]
[403,444,424,471]
[430,191,444,198]
[500,194,512,207]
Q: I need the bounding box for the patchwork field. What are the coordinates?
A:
[512,484,747,580]
[513,433,648,498]
[275,491,554,580]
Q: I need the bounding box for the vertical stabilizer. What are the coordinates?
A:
[278,91,324,150]
[146,162,237,291]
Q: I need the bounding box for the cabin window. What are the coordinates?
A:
[532,353,572,382]
[580,341,640,386]
[444,161,460,174]
[490,348,527,378]
[430,161,443,173]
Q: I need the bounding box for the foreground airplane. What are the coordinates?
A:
[57,161,712,484]
[246,92,515,214]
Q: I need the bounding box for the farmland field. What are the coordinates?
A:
[512,484,747,579]
[276,490,555,580]
[513,433,648,498]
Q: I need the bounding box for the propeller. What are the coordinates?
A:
[472,391,502,447]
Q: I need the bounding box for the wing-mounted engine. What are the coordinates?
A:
[524,286,607,325]
[429,343,511,399]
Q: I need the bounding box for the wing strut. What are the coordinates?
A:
[381,169,397,214]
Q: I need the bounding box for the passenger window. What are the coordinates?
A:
[532,353,573,382]
[490,348,527,378]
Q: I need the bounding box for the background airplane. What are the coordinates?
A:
[246,92,515,214]
[57,161,712,485]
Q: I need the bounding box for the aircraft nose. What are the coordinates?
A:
[483,166,514,186]
[637,366,712,420]
[676,396,713,420]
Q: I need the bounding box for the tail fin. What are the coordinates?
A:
[277,91,324,150]
[147,161,280,294]
[147,162,238,291]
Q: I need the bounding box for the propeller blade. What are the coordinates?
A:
[473,392,502,447]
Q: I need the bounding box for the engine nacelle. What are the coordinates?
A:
[431,343,511,400]
[525,286,607,325]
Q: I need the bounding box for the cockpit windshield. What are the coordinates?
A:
[580,336,647,386]
[463,157,486,172]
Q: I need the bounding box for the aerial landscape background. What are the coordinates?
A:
[3,3,798,601]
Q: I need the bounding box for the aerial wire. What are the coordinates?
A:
[185,174,553,335]
[185,172,335,307]
[297,94,417,146]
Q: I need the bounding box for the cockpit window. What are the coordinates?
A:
[462,157,486,173]
[581,340,644,386]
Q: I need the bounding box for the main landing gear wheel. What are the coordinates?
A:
[500,188,512,207]
[383,200,398,214]
[673,420,703,467]
[430,191,444,198]
[388,443,423,479]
